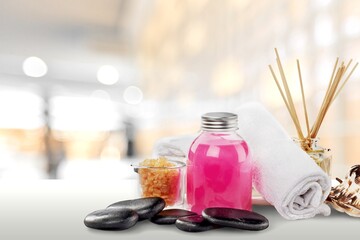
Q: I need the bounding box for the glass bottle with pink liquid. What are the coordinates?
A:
[186,112,252,214]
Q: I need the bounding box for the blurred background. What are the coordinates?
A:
[0,0,359,179]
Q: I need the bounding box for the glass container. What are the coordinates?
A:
[293,137,332,175]
[132,158,186,207]
[186,112,252,214]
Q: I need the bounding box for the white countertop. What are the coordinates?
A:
[0,180,358,240]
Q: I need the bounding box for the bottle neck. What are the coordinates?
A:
[201,129,237,133]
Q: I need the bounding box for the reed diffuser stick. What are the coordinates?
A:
[269,65,291,111]
[330,58,340,82]
[297,60,310,136]
[269,50,357,143]
[275,49,304,139]
[308,58,339,139]
[323,58,339,105]
[345,59,353,72]
[333,62,358,103]
[310,65,346,138]
[269,65,301,133]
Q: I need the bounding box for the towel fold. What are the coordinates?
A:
[152,135,195,158]
[153,102,332,220]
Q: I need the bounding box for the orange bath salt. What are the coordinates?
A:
[138,157,180,206]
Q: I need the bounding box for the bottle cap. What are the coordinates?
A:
[201,112,238,131]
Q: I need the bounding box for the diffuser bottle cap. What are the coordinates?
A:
[201,112,238,131]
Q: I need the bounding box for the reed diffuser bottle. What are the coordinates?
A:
[293,138,332,175]
[269,48,358,176]
[186,112,252,214]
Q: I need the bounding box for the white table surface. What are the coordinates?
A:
[0,180,358,240]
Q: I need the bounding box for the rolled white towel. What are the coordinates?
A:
[152,103,332,220]
[236,102,331,220]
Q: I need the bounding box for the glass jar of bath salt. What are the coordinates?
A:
[186,112,252,214]
[132,157,186,208]
[293,138,332,176]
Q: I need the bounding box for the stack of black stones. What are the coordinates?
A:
[84,197,269,233]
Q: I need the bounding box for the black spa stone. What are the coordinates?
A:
[84,208,138,230]
[175,215,221,232]
[202,208,269,231]
[150,209,197,225]
[107,197,165,220]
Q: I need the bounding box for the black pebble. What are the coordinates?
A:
[176,215,221,232]
[202,208,269,231]
[107,197,165,220]
[150,209,197,225]
[84,208,138,230]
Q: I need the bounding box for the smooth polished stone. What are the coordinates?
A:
[202,207,269,231]
[84,208,138,230]
[150,209,197,225]
[107,197,165,220]
[175,215,221,232]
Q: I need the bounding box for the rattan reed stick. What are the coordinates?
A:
[297,60,310,136]
[269,64,302,134]
[269,50,357,142]
[310,66,345,138]
[275,49,304,139]
[332,62,358,103]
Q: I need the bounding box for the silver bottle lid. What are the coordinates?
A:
[201,112,238,131]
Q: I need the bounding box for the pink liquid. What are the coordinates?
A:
[186,132,252,214]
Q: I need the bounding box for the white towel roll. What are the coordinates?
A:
[236,102,331,220]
